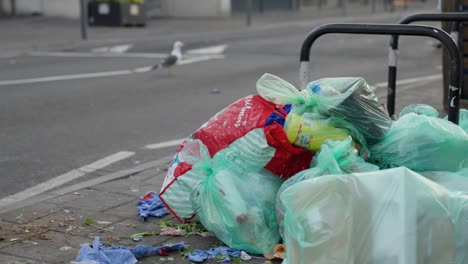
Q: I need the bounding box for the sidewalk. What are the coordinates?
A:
[0,159,239,264]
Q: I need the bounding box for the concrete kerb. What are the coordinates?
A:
[0,155,173,215]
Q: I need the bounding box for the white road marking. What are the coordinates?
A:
[145,138,185,150]
[0,151,135,208]
[0,69,134,86]
[92,44,133,53]
[132,66,153,73]
[178,54,225,65]
[372,73,442,89]
[109,44,133,53]
[186,44,228,55]
[28,51,169,59]
[376,78,436,99]
[0,55,225,86]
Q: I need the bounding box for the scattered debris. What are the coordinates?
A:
[83,217,113,232]
[60,246,72,251]
[197,231,214,237]
[137,192,167,221]
[130,231,155,241]
[241,251,252,260]
[39,234,53,240]
[96,221,112,225]
[76,237,185,263]
[210,88,221,94]
[159,227,186,236]
[105,236,122,243]
[264,244,285,260]
[63,210,72,214]
[185,246,241,263]
[76,237,137,264]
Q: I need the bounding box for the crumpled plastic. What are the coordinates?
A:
[370,113,468,171]
[256,73,391,145]
[276,136,379,238]
[124,243,185,258]
[185,246,242,263]
[279,167,468,264]
[460,109,468,132]
[399,104,439,118]
[137,191,167,221]
[76,237,185,263]
[188,140,282,254]
[75,237,137,264]
[420,169,468,194]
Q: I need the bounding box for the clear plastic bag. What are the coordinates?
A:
[398,104,439,118]
[420,169,468,193]
[186,140,282,254]
[256,74,391,144]
[278,167,468,264]
[458,109,468,132]
[276,137,379,238]
[370,113,468,171]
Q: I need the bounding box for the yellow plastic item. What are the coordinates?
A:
[284,114,351,151]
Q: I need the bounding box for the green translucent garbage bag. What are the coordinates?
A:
[448,108,468,133]
[187,140,282,254]
[278,167,468,264]
[421,169,468,193]
[401,105,468,133]
[275,136,379,238]
[370,113,468,171]
[398,104,439,118]
[460,109,468,132]
[256,74,392,144]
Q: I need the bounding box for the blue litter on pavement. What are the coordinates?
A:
[75,237,137,264]
[76,237,185,264]
[137,191,168,221]
[186,246,242,263]
[126,243,186,259]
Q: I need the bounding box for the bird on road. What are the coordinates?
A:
[133,41,184,74]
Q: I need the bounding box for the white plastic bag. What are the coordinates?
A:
[278,167,468,264]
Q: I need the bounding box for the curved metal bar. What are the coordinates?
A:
[386,12,468,117]
[300,23,461,124]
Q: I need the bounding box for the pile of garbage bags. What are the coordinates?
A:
[159,73,468,263]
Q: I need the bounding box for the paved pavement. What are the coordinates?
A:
[1,1,462,263]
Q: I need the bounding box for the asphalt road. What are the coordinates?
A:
[0,16,444,199]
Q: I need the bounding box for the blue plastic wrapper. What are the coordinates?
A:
[137,191,167,221]
[186,246,242,263]
[76,237,185,263]
[75,237,137,264]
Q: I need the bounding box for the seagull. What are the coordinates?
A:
[133,41,184,73]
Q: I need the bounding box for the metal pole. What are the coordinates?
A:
[387,13,468,116]
[10,0,16,16]
[342,0,347,16]
[80,0,87,40]
[246,0,252,27]
[299,23,461,124]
